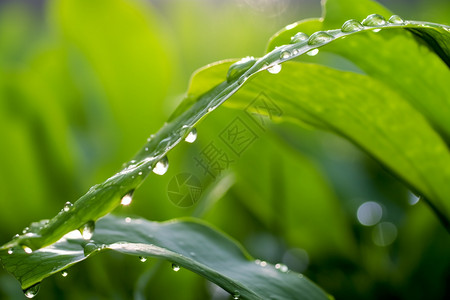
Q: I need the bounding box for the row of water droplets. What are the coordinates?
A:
[226,14,404,83]
[14,128,200,299]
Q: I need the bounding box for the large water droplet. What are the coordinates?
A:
[357,201,382,226]
[362,14,387,26]
[184,128,197,143]
[307,31,333,45]
[121,190,134,206]
[83,242,98,256]
[23,283,41,299]
[290,32,309,43]
[139,256,147,262]
[152,156,169,175]
[306,49,319,56]
[267,64,282,74]
[63,202,73,212]
[388,15,404,24]
[341,19,364,32]
[80,221,95,240]
[172,263,180,272]
[280,51,291,59]
[226,57,257,83]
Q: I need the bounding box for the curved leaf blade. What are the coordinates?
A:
[0,215,329,300]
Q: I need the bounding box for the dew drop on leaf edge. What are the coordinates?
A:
[307,31,333,46]
[362,14,387,26]
[184,128,197,143]
[172,263,180,272]
[61,271,68,277]
[290,32,309,43]
[121,190,134,206]
[23,283,41,299]
[267,64,282,74]
[80,221,95,240]
[139,256,147,262]
[152,156,169,175]
[83,242,98,256]
[389,15,404,24]
[341,19,364,32]
[306,49,319,56]
[63,201,73,212]
[226,56,256,83]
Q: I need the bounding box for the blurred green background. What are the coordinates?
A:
[0,0,449,299]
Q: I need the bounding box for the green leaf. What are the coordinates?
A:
[0,215,329,300]
[2,15,449,253]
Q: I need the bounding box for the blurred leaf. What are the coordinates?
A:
[0,215,329,300]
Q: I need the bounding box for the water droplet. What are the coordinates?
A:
[357,201,382,226]
[275,263,289,272]
[172,263,180,272]
[372,29,381,33]
[152,156,169,175]
[121,191,134,206]
[388,15,404,24]
[83,242,98,256]
[63,202,73,212]
[139,256,147,262]
[280,51,290,59]
[23,283,40,299]
[260,261,267,267]
[341,19,364,32]
[362,14,387,26]
[7,248,13,255]
[254,259,261,265]
[22,227,29,234]
[189,252,196,256]
[80,221,95,240]
[61,271,68,277]
[292,49,299,55]
[233,292,241,299]
[290,32,309,43]
[22,246,32,254]
[306,49,319,56]
[267,64,282,74]
[307,31,333,45]
[184,128,197,143]
[12,234,19,239]
[125,217,132,223]
[226,56,257,83]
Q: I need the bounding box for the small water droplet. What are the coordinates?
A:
[275,263,289,272]
[306,49,319,56]
[61,271,68,277]
[189,252,196,256]
[388,15,404,24]
[233,292,241,299]
[121,191,134,206]
[184,128,197,143]
[80,221,95,240]
[307,31,333,45]
[226,56,257,83]
[362,14,387,26]
[7,248,13,255]
[63,202,73,212]
[290,32,309,43]
[255,259,261,265]
[267,64,282,74]
[152,156,169,175]
[83,242,98,256]
[139,256,147,262]
[125,217,132,223]
[22,227,29,234]
[22,246,32,254]
[280,51,290,59]
[172,263,180,272]
[372,29,381,33]
[341,19,364,32]
[23,283,40,299]
[12,234,19,239]
[260,261,267,267]
[292,49,299,55]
